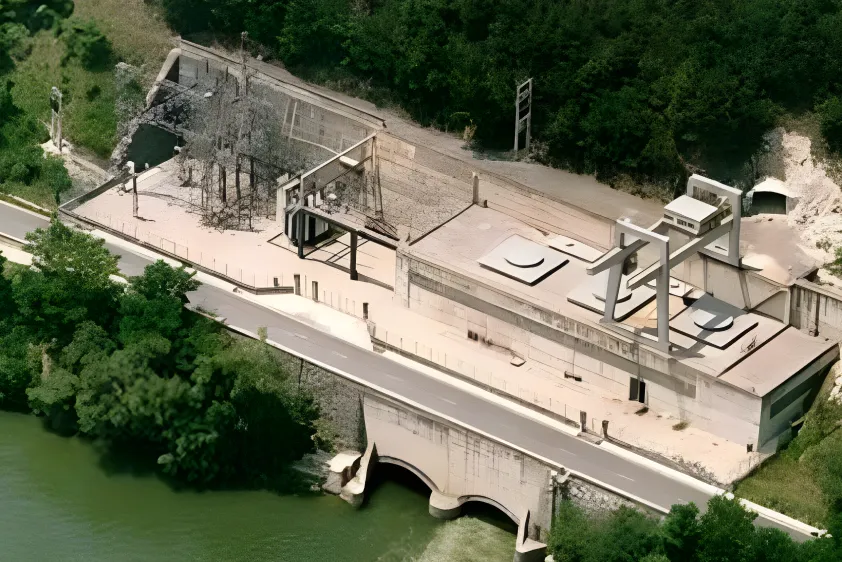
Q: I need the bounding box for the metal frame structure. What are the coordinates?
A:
[513,79,532,153]
[586,175,743,352]
[686,174,742,267]
[588,220,672,351]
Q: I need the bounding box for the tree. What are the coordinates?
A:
[19,219,120,344]
[697,495,757,562]
[60,19,113,70]
[590,505,662,562]
[0,251,15,324]
[549,501,596,562]
[40,156,73,205]
[819,96,842,154]
[129,260,199,303]
[662,502,701,562]
[750,527,803,562]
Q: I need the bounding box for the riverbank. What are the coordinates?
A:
[0,411,515,561]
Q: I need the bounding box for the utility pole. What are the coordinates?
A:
[127,161,138,218]
[513,78,532,153]
[50,87,63,153]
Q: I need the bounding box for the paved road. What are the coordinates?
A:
[0,202,809,539]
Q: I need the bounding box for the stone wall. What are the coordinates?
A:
[563,477,644,516]
[791,279,842,341]
[274,349,369,452]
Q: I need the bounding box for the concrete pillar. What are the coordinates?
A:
[350,231,359,281]
[312,281,319,302]
[580,410,587,431]
[297,210,305,259]
[602,420,609,438]
[429,491,462,520]
[363,302,369,320]
[472,172,480,205]
[294,274,301,295]
[656,239,670,351]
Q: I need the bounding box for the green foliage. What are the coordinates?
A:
[819,96,842,154]
[157,0,842,187]
[698,495,757,562]
[548,500,594,562]
[662,502,701,562]
[551,495,842,562]
[59,18,113,71]
[18,219,120,344]
[0,226,324,489]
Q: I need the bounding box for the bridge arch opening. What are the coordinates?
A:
[377,457,520,528]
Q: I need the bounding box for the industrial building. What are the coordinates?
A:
[105,41,841,451]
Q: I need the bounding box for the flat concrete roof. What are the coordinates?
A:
[664,195,719,223]
[740,218,818,285]
[720,328,837,397]
[407,205,805,389]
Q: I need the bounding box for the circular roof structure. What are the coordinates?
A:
[594,286,633,303]
[692,309,734,331]
[593,275,633,303]
[505,248,545,268]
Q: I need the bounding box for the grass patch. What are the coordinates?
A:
[734,452,828,527]
[735,370,842,527]
[8,30,117,158]
[74,0,174,83]
[0,184,56,212]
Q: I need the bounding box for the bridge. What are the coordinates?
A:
[328,394,556,562]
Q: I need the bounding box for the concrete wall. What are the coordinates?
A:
[672,253,784,317]
[791,280,842,341]
[363,394,555,536]
[174,50,375,161]
[375,134,474,241]
[758,349,838,445]
[398,250,768,447]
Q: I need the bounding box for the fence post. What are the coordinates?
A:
[312,281,319,302]
[294,274,301,295]
[363,302,369,320]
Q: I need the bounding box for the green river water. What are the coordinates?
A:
[0,411,515,562]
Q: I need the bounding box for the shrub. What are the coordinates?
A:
[60,19,112,70]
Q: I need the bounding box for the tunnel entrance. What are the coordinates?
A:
[750,191,787,215]
[126,124,181,169]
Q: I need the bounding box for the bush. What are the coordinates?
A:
[60,19,113,70]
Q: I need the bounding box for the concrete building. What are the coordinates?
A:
[133,41,840,453]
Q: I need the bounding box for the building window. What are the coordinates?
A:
[664,215,674,221]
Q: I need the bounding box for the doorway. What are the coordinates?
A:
[629,377,647,404]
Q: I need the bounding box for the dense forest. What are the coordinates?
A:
[156,0,842,191]
[0,221,324,489]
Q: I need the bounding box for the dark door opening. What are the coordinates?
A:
[629,377,647,404]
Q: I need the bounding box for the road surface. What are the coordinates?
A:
[0,201,810,538]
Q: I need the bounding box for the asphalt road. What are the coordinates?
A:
[0,202,809,539]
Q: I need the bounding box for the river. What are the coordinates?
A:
[0,411,516,561]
